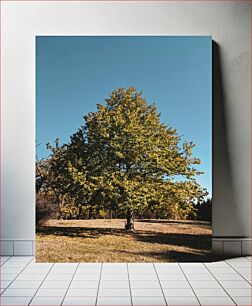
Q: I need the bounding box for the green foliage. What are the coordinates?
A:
[37,87,207,219]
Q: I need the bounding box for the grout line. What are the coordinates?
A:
[28,261,55,305]
[225,260,252,286]
[61,263,80,306]
[178,263,202,306]
[203,263,238,306]
[127,263,133,306]
[153,263,168,306]
[0,256,34,297]
[95,263,103,306]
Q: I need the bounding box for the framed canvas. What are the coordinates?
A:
[35,36,212,262]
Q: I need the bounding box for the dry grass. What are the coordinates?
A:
[36,219,215,263]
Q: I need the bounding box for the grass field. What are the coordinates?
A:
[36,219,215,262]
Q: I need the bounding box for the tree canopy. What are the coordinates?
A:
[37,87,207,221]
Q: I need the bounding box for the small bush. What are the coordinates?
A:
[36,194,59,225]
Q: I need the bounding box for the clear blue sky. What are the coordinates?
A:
[36,36,212,196]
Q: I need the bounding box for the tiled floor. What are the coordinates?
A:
[0,256,251,305]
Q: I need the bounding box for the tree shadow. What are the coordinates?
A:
[36,226,211,251]
[136,219,211,227]
[134,232,211,251]
[115,249,231,262]
[36,226,126,239]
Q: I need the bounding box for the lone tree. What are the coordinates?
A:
[43,87,207,229]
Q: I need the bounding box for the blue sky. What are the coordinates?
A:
[36,36,212,196]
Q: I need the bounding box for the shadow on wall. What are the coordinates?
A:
[212,41,244,238]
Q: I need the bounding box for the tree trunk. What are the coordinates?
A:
[125,208,134,230]
[78,204,82,220]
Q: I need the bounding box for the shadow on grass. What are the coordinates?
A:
[136,219,211,227]
[36,226,211,251]
[114,248,229,262]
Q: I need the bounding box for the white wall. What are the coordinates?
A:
[1,1,250,256]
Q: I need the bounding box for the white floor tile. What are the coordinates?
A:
[74,273,100,281]
[131,288,163,297]
[165,297,200,305]
[208,267,237,274]
[99,281,129,289]
[1,274,17,281]
[0,256,10,263]
[182,267,209,274]
[228,262,252,268]
[0,296,32,305]
[194,288,228,296]
[186,273,215,281]
[241,274,252,283]
[156,267,182,273]
[54,263,78,268]
[62,296,96,305]
[76,267,101,273]
[50,267,77,274]
[227,258,250,263]
[160,280,191,288]
[45,273,73,281]
[30,296,64,305]
[8,256,33,261]
[1,267,23,274]
[163,288,195,296]
[205,262,230,268]
[0,280,12,289]
[235,267,252,274]
[98,288,130,297]
[129,273,157,281]
[130,280,160,289]
[219,280,252,288]
[27,263,53,268]
[180,263,205,267]
[2,288,37,296]
[132,296,166,305]
[67,288,98,296]
[128,263,153,268]
[97,296,132,305]
[40,280,71,288]
[2,262,28,268]
[23,267,50,274]
[225,288,252,296]
[232,296,252,305]
[214,273,245,281]
[101,274,128,281]
[36,288,68,296]
[128,268,155,274]
[158,273,186,281]
[102,267,127,274]
[8,280,42,289]
[189,280,221,288]
[16,273,46,281]
[154,263,179,267]
[198,296,236,305]
[70,280,99,288]
[79,263,102,267]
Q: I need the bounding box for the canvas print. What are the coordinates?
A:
[36,36,212,262]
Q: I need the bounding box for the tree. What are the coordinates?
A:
[52,86,207,229]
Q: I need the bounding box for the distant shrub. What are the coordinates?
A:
[36,194,59,225]
[195,198,212,222]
